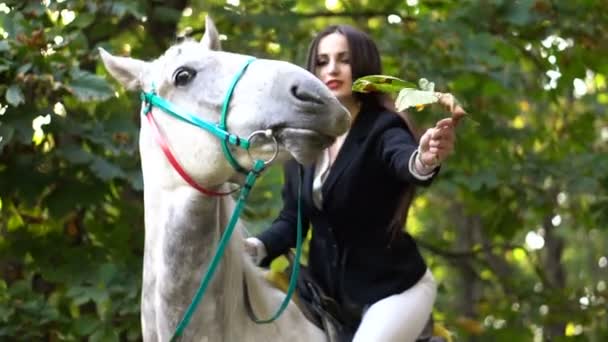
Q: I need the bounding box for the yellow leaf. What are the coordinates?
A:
[433,323,454,342]
[511,116,525,129]
[565,322,583,336]
[456,316,484,335]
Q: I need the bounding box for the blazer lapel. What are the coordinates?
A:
[321,106,376,197]
[302,163,319,213]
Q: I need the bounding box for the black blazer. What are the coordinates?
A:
[258,103,437,309]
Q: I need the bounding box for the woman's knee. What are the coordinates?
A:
[352,270,437,342]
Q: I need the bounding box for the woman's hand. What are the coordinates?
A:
[418,118,456,169]
[244,237,267,265]
[416,92,461,170]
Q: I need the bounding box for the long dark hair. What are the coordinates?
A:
[305,24,419,238]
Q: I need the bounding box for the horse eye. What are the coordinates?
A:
[173,67,196,87]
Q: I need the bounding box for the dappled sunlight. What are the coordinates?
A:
[324,0,343,11]
[60,9,76,25]
[551,214,562,227]
[387,14,402,24]
[53,102,66,117]
[407,196,428,236]
[0,3,10,14]
[525,230,545,251]
[565,322,584,337]
[541,35,574,51]
[510,115,525,129]
[266,41,280,54]
[508,247,528,265]
[32,114,51,146]
[122,43,131,54]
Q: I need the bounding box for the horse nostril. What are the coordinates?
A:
[290,85,324,105]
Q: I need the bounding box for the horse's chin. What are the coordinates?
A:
[276,128,335,165]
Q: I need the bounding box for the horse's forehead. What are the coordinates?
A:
[155,42,248,79]
[159,42,208,67]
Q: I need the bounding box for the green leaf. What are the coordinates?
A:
[16,63,32,75]
[45,182,84,218]
[71,13,95,29]
[111,2,146,19]
[352,75,417,93]
[5,85,24,107]
[98,263,118,284]
[0,125,14,153]
[72,316,100,336]
[152,6,182,23]
[66,70,114,102]
[22,3,46,19]
[506,0,534,26]
[59,145,93,164]
[2,12,23,38]
[90,327,119,342]
[90,157,126,181]
[0,40,9,52]
[395,88,439,112]
[127,170,144,191]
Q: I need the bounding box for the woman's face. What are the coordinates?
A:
[314,32,355,105]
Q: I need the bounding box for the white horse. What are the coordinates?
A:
[100,17,349,342]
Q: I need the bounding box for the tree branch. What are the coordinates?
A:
[292,11,415,20]
[417,238,522,259]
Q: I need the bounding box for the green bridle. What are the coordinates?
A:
[139,57,303,340]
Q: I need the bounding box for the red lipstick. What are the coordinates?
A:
[326,80,343,90]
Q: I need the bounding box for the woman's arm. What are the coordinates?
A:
[379,117,455,186]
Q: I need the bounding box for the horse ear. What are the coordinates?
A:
[98,47,148,90]
[201,15,222,51]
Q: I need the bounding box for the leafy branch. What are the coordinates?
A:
[352,75,470,125]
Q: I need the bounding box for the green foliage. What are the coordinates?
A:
[0,0,162,339]
[1,0,606,341]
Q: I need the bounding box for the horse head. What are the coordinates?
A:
[99,16,350,190]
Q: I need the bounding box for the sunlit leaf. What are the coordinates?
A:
[352,75,416,93]
[0,41,9,52]
[16,63,32,75]
[66,70,114,102]
[395,88,439,112]
[5,85,24,107]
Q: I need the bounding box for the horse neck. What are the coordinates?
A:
[143,184,250,340]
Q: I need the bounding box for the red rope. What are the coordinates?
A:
[145,111,238,197]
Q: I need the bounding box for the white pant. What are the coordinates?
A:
[352,269,437,342]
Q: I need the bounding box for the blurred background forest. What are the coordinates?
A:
[0,0,606,341]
